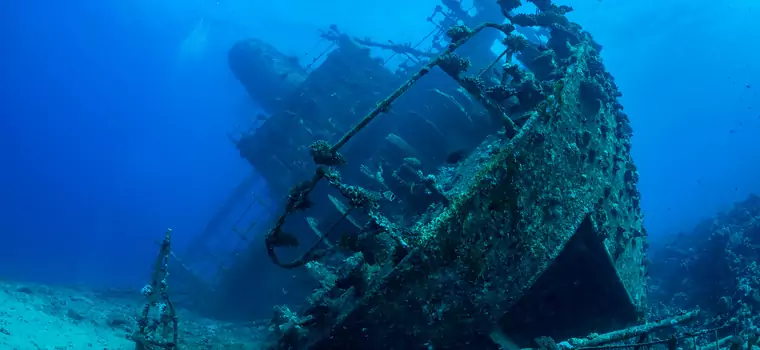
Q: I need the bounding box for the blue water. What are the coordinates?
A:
[1,0,758,289]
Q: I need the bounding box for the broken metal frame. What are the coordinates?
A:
[263,21,523,270]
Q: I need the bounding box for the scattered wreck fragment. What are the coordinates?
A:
[130,229,179,350]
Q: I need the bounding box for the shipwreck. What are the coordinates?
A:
[172,0,654,349]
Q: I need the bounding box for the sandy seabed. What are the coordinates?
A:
[0,281,265,349]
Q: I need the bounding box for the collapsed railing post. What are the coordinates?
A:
[523,310,738,350]
[570,310,700,348]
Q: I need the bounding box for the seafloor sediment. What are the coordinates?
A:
[0,281,264,349]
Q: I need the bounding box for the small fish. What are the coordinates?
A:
[446,149,468,164]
